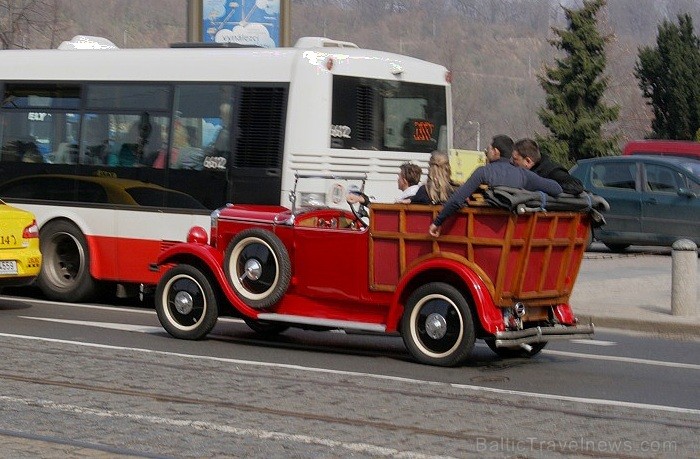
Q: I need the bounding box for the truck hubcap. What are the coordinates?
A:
[425,313,447,339]
[174,291,194,315]
[241,259,262,281]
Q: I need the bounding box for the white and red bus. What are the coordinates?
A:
[0,36,452,302]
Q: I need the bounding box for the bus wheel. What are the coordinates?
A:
[224,229,291,309]
[155,264,218,340]
[37,220,97,302]
[401,282,475,367]
[243,318,289,335]
[485,340,547,358]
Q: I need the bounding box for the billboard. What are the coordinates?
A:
[202,0,282,48]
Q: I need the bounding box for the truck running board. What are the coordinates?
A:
[256,313,387,333]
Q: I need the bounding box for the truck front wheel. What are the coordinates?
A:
[401,282,475,367]
[156,264,218,340]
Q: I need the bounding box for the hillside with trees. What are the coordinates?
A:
[2,0,700,152]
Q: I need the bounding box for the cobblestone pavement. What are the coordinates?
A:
[0,336,697,458]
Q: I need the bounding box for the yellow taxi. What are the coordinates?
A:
[0,200,41,287]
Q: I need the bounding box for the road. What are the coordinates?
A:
[0,294,697,458]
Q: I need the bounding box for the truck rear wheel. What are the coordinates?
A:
[485,340,547,358]
[401,282,475,367]
[156,264,218,340]
[37,220,98,302]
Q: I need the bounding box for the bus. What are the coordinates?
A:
[0,36,452,302]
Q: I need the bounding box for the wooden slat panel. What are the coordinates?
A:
[368,203,589,309]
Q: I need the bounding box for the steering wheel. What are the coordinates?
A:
[348,198,369,228]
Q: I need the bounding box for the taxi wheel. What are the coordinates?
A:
[243,318,289,335]
[604,242,630,252]
[37,220,97,302]
[485,340,547,358]
[224,229,291,309]
[401,282,475,367]
[155,264,218,340]
[585,227,593,250]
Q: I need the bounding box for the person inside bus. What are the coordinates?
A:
[346,161,423,207]
[177,126,205,170]
[140,121,166,167]
[510,138,584,195]
[54,142,79,164]
[153,118,190,168]
[204,102,232,161]
[428,135,563,237]
[404,150,457,204]
[16,138,44,163]
[81,117,109,165]
[111,122,141,167]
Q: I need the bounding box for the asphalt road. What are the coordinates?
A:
[0,294,697,457]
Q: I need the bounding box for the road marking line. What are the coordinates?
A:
[569,339,616,346]
[20,317,164,334]
[0,395,452,459]
[0,332,698,416]
[542,349,700,370]
[0,296,155,314]
[19,318,700,371]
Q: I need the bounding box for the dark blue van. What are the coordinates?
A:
[570,155,700,251]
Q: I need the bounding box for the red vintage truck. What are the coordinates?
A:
[153,176,600,366]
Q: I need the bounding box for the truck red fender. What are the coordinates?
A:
[385,256,504,334]
[554,304,576,325]
[156,243,261,319]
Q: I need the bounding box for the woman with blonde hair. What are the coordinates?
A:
[406,150,457,204]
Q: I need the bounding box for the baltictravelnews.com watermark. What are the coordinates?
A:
[475,437,678,454]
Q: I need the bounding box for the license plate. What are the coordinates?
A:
[0,260,18,275]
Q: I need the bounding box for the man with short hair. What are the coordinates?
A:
[428,135,563,237]
[511,138,584,195]
[347,161,422,206]
[395,162,422,202]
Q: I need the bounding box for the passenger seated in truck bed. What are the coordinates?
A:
[428,135,562,237]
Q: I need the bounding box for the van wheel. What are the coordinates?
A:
[224,229,291,309]
[585,228,593,250]
[155,264,218,340]
[401,282,475,367]
[485,340,547,358]
[37,220,97,302]
[604,243,630,252]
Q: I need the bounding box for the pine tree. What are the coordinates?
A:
[635,14,700,140]
[536,0,619,164]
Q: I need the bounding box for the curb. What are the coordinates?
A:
[577,314,700,341]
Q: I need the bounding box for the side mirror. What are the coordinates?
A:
[678,188,697,198]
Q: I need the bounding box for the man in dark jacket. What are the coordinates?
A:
[511,138,584,195]
[428,135,563,237]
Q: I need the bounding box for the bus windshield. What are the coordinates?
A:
[332,76,447,153]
